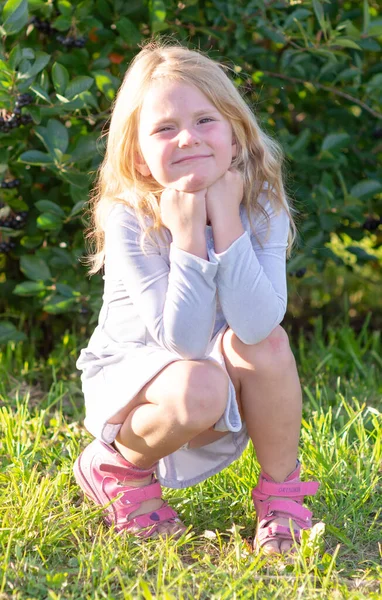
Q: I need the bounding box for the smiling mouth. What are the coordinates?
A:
[173,155,211,164]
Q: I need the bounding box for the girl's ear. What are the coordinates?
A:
[135,154,151,177]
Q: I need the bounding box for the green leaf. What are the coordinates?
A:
[261,26,286,44]
[60,170,89,188]
[65,76,94,100]
[13,280,47,296]
[284,8,311,29]
[290,129,311,155]
[149,0,166,21]
[47,119,69,154]
[70,134,99,162]
[0,321,27,343]
[312,0,326,32]
[20,234,44,249]
[52,62,69,95]
[44,294,76,314]
[51,15,71,31]
[335,67,360,82]
[332,37,362,50]
[37,212,63,231]
[57,0,72,17]
[2,0,28,36]
[321,133,350,152]
[78,90,99,110]
[20,255,52,281]
[350,180,382,200]
[149,0,167,33]
[49,247,73,268]
[56,283,80,297]
[115,17,142,45]
[35,200,65,217]
[346,246,378,262]
[30,82,50,102]
[28,105,42,124]
[35,119,69,155]
[368,21,382,37]
[8,44,22,69]
[55,94,86,110]
[69,200,85,218]
[363,0,370,35]
[18,51,50,80]
[19,150,53,165]
[21,47,34,60]
[92,70,118,101]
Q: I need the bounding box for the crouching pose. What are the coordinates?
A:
[74,40,319,555]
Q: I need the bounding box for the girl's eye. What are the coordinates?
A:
[157,127,171,132]
[153,126,173,133]
[199,118,214,124]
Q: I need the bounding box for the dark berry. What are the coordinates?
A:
[20,114,33,125]
[32,17,54,35]
[0,240,16,253]
[363,218,380,231]
[295,268,307,278]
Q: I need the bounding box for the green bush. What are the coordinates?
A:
[0,0,381,346]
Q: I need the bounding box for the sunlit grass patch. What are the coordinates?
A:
[0,320,381,599]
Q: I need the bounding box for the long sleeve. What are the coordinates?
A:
[104,204,218,359]
[207,195,290,345]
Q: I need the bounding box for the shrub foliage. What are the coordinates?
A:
[0,0,381,344]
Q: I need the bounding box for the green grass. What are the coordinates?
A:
[0,316,381,599]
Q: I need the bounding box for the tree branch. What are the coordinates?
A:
[262,71,382,120]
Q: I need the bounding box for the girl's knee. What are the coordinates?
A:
[168,360,229,431]
[227,325,295,373]
[253,326,295,373]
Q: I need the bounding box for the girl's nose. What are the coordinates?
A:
[177,128,200,147]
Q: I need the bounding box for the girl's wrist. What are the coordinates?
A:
[211,214,244,254]
[172,229,208,260]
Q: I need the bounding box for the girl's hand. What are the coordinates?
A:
[160,188,208,259]
[205,169,244,228]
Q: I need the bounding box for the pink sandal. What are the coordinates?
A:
[73,440,184,538]
[252,461,319,552]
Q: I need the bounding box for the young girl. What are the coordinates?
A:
[74,40,319,555]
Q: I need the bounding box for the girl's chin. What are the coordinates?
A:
[167,174,218,193]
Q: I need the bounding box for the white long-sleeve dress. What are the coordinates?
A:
[76,190,290,488]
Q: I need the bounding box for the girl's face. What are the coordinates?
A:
[137,80,236,192]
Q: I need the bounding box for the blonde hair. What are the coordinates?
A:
[86,39,297,274]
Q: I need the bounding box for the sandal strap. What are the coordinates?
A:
[252,479,319,501]
[256,499,313,528]
[252,466,319,552]
[119,480,162,506]
[112,480,164,524]
[127,505,179,538]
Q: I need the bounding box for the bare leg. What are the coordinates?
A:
[222,326,302,554]
[108,359,229,535]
